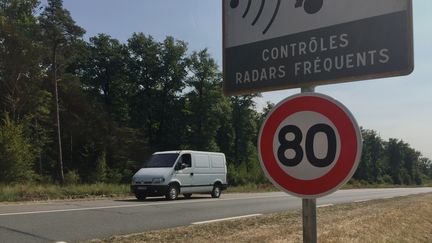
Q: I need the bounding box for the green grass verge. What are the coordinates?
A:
[0,183,278,202]
[1,181,431,203]
[225,183,277,193]
[0,183,131,202]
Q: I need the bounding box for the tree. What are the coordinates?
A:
[71,34,130,170]
[228,94,264,184]
[257,101,274,126]
[0,0,43,120]
[186,49,228,151]
[77,34,130,124]
[39,0,85,183]
[384,139,422,185]
[153,37,188,150]
[0,0,55,178]
[126,35,189,151]
[386,139,402,184]
[419,157,432,180]
[0,114,35,182]
[354,129,384,183]
[230,95,258,164]
[126,33,160,135]
[401,143,421,184]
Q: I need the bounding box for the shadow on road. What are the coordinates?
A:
[115,196,212,203]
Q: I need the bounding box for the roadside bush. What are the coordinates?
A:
[378,175,393,185]
[34,174,54,184]
[0,115,36,183]
[90,151,107,183]
[400,169,412,185]
[227,163,246,186]
[347,179,369,188]
[64,170,80,184]
[106,169,123,184]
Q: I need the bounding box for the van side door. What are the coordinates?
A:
[192,154,214,193]
[174,153,193,188]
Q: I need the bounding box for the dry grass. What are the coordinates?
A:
[90,193,432,243]
[318,194,432,243]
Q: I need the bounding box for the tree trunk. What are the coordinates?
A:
[53,45,64,183]
[35,118,43,175]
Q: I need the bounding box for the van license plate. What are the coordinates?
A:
[137,186,147,190]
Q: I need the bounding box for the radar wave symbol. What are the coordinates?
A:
[230,0,281,35]
[230,0,324,35]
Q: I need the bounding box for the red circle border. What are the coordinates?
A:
[259,94,361,197]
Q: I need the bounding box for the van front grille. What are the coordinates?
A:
[134,181,153,185]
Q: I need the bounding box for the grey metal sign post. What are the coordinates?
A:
[303,198,317,243]
[301,85,316,243]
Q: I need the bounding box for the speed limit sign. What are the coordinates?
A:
[258,93,362,198]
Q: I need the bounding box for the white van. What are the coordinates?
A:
[131,150,228,200]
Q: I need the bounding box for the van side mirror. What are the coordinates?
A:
[175,163,187,170]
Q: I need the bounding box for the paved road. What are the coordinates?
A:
[0,187,431,242]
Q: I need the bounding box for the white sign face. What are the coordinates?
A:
[273,111,341,180]
[223,0,413,95]
[258,93,362,198]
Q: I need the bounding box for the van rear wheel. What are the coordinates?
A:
[211,185,221,198]
[166,184,179,200]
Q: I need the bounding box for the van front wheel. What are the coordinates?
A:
[211,185,221,198]
[166,185,179,200]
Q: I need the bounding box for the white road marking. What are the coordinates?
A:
[192,214,262,225]
[354,199,371,203]
[317,204,333,208]
[0,195,289,217]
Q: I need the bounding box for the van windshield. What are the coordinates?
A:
[143,153,179,168]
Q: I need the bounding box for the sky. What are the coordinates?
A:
[57,0,432,159]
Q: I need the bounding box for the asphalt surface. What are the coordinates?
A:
[0,187,431,243]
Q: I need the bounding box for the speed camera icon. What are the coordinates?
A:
[229,0,324,34]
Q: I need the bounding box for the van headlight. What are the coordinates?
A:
[152,177,165,184]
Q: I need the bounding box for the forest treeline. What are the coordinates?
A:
[1,0,431,186]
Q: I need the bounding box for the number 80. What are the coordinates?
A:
[277,124,337,168]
